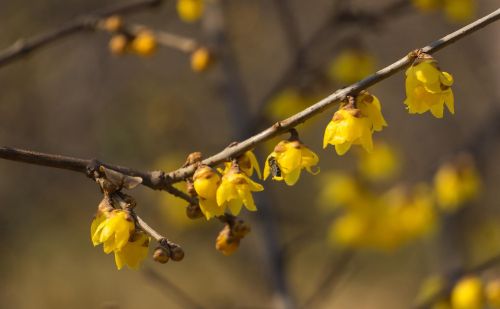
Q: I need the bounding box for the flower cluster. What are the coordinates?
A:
[323,91,387,155]
[193,151,264,219]
[91,200,150,270]
[404,54,454,118]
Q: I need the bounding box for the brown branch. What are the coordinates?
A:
[0,0,163,67]
[161,8,500,184]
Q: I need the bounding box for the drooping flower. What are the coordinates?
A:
[177,0,204,23]
[404,55,454,118]
[434,156,480,213]
[356,91,387,132]
[92,209,135,254]
[451,276,484,309]
[263,138,319,186]
[193,165,225,220]
[323,105,373,155]
[216,163,264,215]
[328,49,375,84]
[114,231,150,270]
[215,225,239,256]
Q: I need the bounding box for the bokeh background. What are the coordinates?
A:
[0,0,499,308]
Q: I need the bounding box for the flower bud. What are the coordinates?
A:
[103,15,123,32]
[232,219,251,239]
[169,245,185,261]
[131,31,157,56]
[109,35,128,55]
[191,47,212,72]
[186,204,204,219]
[153,247,170,264]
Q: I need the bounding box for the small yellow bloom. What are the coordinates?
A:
[92,210,135,254]
[220,151,262,179]
[114,231,150,270]
[356,92,387,132]
[177,0,204,23]
[131,31,157,56]
[486,279,500,308]
[358,141,400,181]
[328,49,375,84]
[193,165,225,220]
[216,164,264,215]
[328,212,367,247]
[434,158,480,213]
[405,56,454,118]
[451,276,483,309]
[191,47,212,72]
[263,140,319,186]
[444,0,475,23]
[317,172,363,210]
[323,107,373,155]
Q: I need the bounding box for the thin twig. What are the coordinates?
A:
[142,267,206,309]
[0,0,163,67]
[161,8,500,184]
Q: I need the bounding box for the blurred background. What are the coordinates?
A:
[0,0,499,308]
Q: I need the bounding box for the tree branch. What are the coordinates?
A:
[161,8,500,183]
[0,0,164,67]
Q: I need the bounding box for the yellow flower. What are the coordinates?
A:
[328,49,375,84]
[263,140,319,186]
[265,88,310,121]
[92,210,135,254]
[216,164,264,215]
[131,31,157,56]
[219,150,262,179]
[486,279,500,308]
[193,165,225,220]
[358,141,400,182]
[317,172,363,210]
[328,212,367,247]
[434,158,480,213]
[451,276,483,309]
[444,0,475,23]
[404,57,454,118]
[323,107,373,155]
[356,91,387,132]
[412,0,441,11]
[108,35,128,55]
[177,0,204,23]
[114,231,150,270]
[191,47,212,72]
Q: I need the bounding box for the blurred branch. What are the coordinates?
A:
[0,0,164,67]
[300,250,355,308]
[142,267,206,309]
[162,8,500,183]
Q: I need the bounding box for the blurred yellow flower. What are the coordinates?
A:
[358,141,400,181]
[328,212,367,246]
[177,0,204,23]
[486,279,500,308]
[263,140,319,186]
[131,31,157,56]
[114,231,150,270]
[265,88,310,121]
[191,47,212,72]
[412,0,441,11]
[216,164,264,215]
[434,158,480,213]
[323,107,373,155]
[193,165,225,220]
[444,0,475,23]
[92,210,135,254]
[317,172,363,210]
[328,49,375,84]
[451,276,483,309]
[404,56,454,118]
